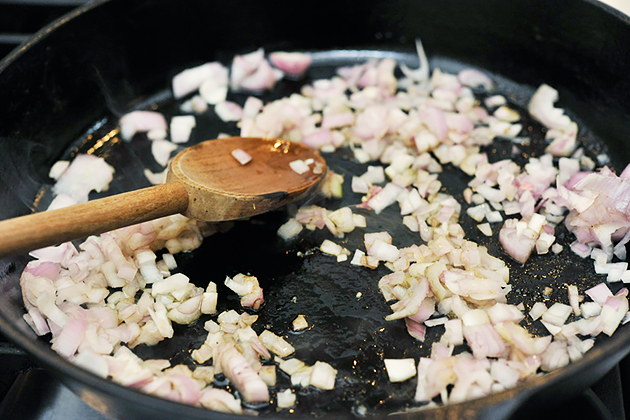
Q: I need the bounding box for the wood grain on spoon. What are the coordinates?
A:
[0,137,326,258]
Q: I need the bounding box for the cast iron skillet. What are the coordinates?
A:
[1,0,630,419]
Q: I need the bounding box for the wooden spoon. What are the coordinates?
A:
[0,137,326,258]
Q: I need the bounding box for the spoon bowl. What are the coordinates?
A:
[170,137,325,221]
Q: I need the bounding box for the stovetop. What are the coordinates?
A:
[0,1,629,419]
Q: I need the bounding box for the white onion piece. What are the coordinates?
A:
[528,84,573,131]
[230,48,281,92]
[47,194,78,211]
[366,183,404,214]
[224,274,264,310]
[463,324,506,359]
[541,303,572,327]
[49,160,70,180]
[30,243,76,264]
[152,273,189,296]
[51,317,87,358]
[144,168,168,185]
[269,52,312,77]
[289,159,310,174]
[309,361,337,390]
[199,80,228,105]
[485,95,506,107]
[119,111,168,141]
[172,62,228,99]
[352,176,370,194]
[215,101,244,122]
[73,350,109,378]
[277,218,303,240]
[277,389,297,408]
[384,358,417,382]
[580,302,602,318]
[242,96,264,118]
[529,302,547,321]
[24,308,50,336]
[53,154,114,203]
[180,95,208,114]
[170,115,196,143]
[217,343,269,403]
[585,283,613,304]
[259,330,295,358]
[231,148,252,165]
[292,315,308,331]
[498,218,537,264]
[367,238,400,263]
[151,139,178,167]
[600,292,629,336]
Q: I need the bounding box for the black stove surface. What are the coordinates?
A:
[0,1,628,419]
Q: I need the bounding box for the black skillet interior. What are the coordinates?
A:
[1,0,630,419]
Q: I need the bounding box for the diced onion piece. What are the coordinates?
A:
[278,218,303,240]
[269,52,312,77]
[259,365,276,387]
[215,101,244,122]
[49,160,70,180]
[152,273,189,296]
[477,223,492,236]
[151,139,178,167]
[529,302,547,321]
[231,148,252,165]
[144,168,168,185]
[224,274,264,310]
[292,315,308,331]
[320,239,350,259]
[170,115,196,143]
[53,154,114,203]
[580,301,601,318]
[277,389,297,408]
[172,62,228,99]
[259,330,295,357]
[424,317,447,327]
[384,358,417,382]
[289,159,310,174]
[567,285,581,316]
[119,111,167,141]
[309,361,337,390]
[279,358,305,376]
[585,283,613,304]
[541,303,572,327]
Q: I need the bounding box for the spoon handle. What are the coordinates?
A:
[0,181,189,259]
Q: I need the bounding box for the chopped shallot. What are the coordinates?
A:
[52,154,114,203]
[170,115,196,143]
[289,159,310,174]
[119,111,167,141]
[172,62,228,99]
[231,148,252,165]
[269,52,312,78]
[384,358,417,382]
